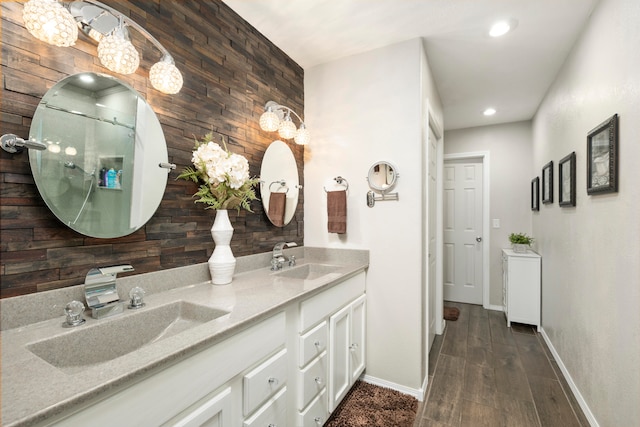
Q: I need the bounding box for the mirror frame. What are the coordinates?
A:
[367,161,399,193]
[28,72,169,238]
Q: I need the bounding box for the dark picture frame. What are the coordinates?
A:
[531,177,540,211]
[559,152,576,207]
[587,114,618,195]
[542,161,553,204]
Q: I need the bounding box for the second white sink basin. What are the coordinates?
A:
[27,301,229,374]
[274,263,340,280]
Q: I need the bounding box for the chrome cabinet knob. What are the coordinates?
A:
[350,343,359,351]
[314,376,323,385]
[268,377,279,385]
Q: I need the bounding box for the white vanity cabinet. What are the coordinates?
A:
[293,271,366,425]
[48,312,287,427]
[502,249,541,331]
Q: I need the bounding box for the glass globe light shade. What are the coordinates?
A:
[23,0,78,47]
[97,33,140,75]
[278,116,297,139]
[150,60,183,94]
[259,109,280,132]
[294,124,311,145]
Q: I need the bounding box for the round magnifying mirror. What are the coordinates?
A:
[367,161,398,193]
[260,140,299,227]
[28,72,169,238]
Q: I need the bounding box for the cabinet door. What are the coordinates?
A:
[329,304,350,412]
[349,295,366,383]
[163,387,233,427]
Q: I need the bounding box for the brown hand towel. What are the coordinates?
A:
[327,190,347,234]
[268,192,286,227]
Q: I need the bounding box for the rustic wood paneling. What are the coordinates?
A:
[0,0,305,298]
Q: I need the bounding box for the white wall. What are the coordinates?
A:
[444,121,533,307]
[532,0,640,424]
[304,38,443,393]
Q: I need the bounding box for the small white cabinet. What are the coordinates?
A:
[329,294,366,411]
[502,249,541,331]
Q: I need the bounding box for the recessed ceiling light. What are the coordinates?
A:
[489,19,518,37]
[79,74,95,83]
[483,108,496,116]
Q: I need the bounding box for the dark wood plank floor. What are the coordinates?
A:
[415,302,590,427]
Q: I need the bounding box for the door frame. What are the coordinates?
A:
[443,151,491,310]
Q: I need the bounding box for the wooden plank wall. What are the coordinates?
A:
[0,0,305,298]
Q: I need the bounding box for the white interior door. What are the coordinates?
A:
[443,159,483,304]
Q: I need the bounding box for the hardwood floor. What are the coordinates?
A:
[415,303,590,427]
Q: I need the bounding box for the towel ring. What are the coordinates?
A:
[269,180,289,193]
[324,176,349,192]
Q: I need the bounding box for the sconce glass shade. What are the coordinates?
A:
[278,115,297,139]
[23,0,78,47]
[149,59,183,94]
[97,32,140,75]
[259,108,280,132]
[294,124,311,145]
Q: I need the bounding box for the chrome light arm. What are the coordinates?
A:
[1,134,47,154]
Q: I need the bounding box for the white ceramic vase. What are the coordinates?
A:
[208,209,236,285]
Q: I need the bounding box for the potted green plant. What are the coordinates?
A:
[509,232,534,253]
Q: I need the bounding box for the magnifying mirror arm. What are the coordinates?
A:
[1,134,47,153]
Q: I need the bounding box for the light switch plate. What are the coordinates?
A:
[492,219,500,228]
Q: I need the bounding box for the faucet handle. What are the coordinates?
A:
[271,258,283,271]
[63,300,86,328]
[289,255,296,267]
[128,286,146,309]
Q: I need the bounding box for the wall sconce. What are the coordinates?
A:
[259,101,310,145]
[21,0,183,94]
[1,134,47,154]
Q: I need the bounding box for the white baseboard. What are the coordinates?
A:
[487,304,503,311]
[539,328,599,427]
[361,374,425,401]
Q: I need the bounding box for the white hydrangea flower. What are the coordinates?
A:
[226,153,250,189]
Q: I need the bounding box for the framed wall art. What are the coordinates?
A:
[587,113,618,195]
[531,177,540,211]
[542,161,553,204]
[559,152,576,207]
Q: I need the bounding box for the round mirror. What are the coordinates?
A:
[28,72,169,238]
[260,140,299,227]
[367,161,398,193]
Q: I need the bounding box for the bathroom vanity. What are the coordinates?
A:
[0,247,368,427]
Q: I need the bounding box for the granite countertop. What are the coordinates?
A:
[0,247,369,427]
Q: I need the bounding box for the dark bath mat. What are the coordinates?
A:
[324,380,418,427]
[444,306,460,321]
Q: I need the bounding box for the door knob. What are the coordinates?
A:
[476,236,482,242]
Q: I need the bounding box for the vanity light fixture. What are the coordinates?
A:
[259,101,311,145]
[21,0,183,94]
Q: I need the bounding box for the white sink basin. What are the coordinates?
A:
[274,263,340,280]
[27,301,229,373]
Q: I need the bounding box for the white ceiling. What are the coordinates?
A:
[223,0,599,130]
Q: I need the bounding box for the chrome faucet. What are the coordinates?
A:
[84,264,134,319]
[271,242,297,270]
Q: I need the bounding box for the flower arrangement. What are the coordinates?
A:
[177,132,259,211]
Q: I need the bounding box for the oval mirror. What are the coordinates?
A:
[367,161,398,193]
[260,140,299,227]
[28,72,169,238]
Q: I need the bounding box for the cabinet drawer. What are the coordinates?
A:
[298,351,327,410]
[300,272,365,332]
[299,321,327,367]
[243,349,287,416]
[243,387,287,427]
[298,389,328,427]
